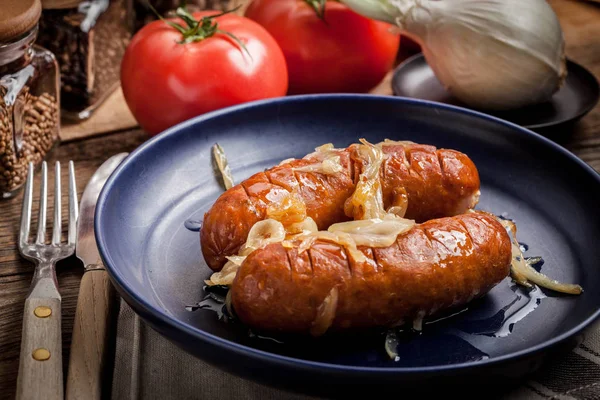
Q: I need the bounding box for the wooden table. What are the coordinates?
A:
[1,0,599,397]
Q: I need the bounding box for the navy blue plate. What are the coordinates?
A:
[96,94,600,398]
[391,53,600,132]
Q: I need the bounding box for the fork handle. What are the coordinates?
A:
[66,269,116,400]
[16,277,63,400]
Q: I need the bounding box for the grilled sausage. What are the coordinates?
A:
[230,212,511,336]
[201,142,480,271]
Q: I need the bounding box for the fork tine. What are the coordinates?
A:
[19,163,34,247]
[68,161,78,245]
[52,162,62,245]
[35,162,47,244]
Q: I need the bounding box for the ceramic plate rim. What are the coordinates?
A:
[95,93,600,374]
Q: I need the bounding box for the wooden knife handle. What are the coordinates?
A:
[66,269,116,400]
[16,277,63,400]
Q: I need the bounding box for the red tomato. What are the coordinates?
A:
[121,11,288,136]
[244,0,400,94]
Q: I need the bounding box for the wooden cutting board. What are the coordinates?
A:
[59,86,138,142]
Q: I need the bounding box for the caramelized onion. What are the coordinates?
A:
[345,139,387,220]
[384,330,400,361]
[499,218,583,295]
[314,143,336,153]
[328,214,415,248]
[278,157,296,165]
[244,219,286,252]
[285,217,319,238]
[387,187,409,218]
[310,287,339,337]
[266,190,307,226]
[293,142,344,175]
[206,219,286,286]
[294,155,344,175]
[224,255,246,266]
[301,143,340,161]
[212,143,234,190]
[412,311,426,331]
[305,231,367,262]
[387,206,407,218]
[381,139,416,146]
[298,235,317,254]
[205,258,241,286]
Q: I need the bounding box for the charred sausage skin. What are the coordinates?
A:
[230,212,511,335]
[200,143,480,271]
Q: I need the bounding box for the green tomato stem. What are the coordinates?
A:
[145,1,252,58]
[305,0,328,22]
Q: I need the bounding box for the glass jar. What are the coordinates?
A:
[129,0,248,33]
[0,25,60,198]
[36,0,131,121]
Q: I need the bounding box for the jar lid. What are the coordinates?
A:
[0,0,42,43]
[41,0,82,9]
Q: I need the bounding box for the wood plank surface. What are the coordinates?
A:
[548,0,600,172]
[1,0,599,398]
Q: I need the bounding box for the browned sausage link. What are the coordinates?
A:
[200,150,356,271]
[200,143,480,271]
[379,144,480,222]
[230,212,511,335]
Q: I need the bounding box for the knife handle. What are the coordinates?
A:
[66,269,116,400]
[16,276,63,400]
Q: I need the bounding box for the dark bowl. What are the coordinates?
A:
[95,94,600,398]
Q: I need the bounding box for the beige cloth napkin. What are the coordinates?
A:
[111,298,600,400]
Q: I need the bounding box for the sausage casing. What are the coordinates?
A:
[201,142,480,271]
[230,212,511,335]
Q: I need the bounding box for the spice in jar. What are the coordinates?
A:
[0,0,60,198]
[36,0,131,120]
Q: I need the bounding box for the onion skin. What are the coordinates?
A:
[418,0,568,110]
[498,217,583,295]
[341,0,568,110]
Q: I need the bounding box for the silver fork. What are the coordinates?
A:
[16,160,78,400]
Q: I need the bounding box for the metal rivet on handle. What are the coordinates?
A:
[32,348,50,361]
[34,306,52,318]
